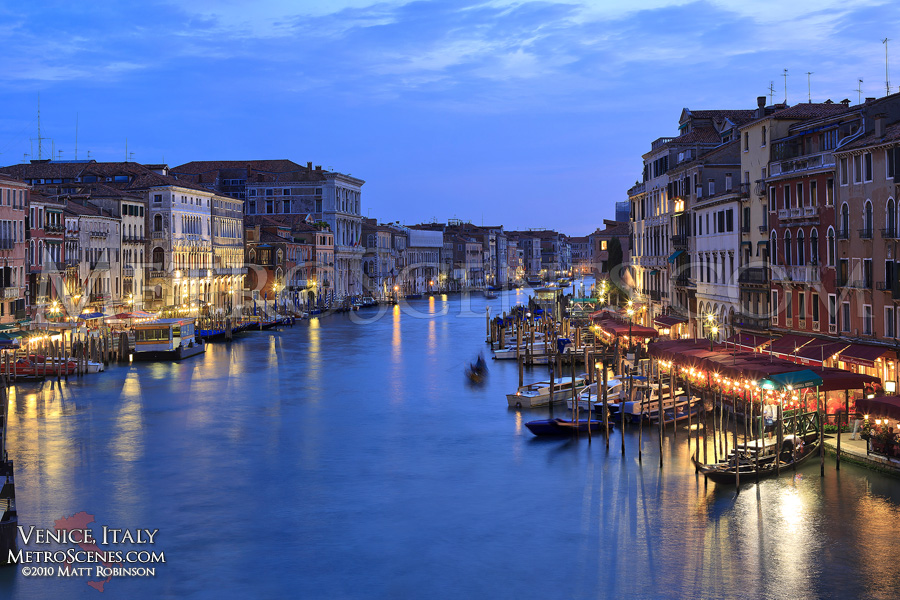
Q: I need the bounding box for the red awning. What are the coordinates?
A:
[794,341,849,365]
[654,315,686,327]
[856,395,900,421]
[767,334,816,357]
[837,344,895,368]
[724,333,771,352]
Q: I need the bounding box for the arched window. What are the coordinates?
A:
[784,230,792,266]
[864,200,874,235]
[827,227,835,265]
[888,198,896,235]
[770,231,777,264]
[797,229,805,266]
[841,203,850,236]
[154,214,163,232]
[810,229,819,264]
[152,247,164,269]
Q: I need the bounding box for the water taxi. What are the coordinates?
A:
[507,374,588,408]
[132,318,205,361]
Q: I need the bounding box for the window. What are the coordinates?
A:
[761,126,767,146]
[840,203,850,236]
[810,229,819,264]
[842,301,851,332]
[864,304,873,335]
[744,131,749,151]
[726,209,733,232]
[887,307,896,338]
[708,179,715,196]
[153,194,162,203]
[784,185,791,209]
[864,258,873,288]
[771,231,777,264]
[601,240,607,250]
[864,200,874,236]
[889,148,897,179]
[854,154,862,183]
[797,229,805,265]
[784,230,792,266]
[283,189,291,196]
[249,189,257,197]
[725,173,732,191]
[864,152,873,182]
[888,198,897,235]
[786,291,792,319]
[812,293,819,323]
[810,180,818,206]
[798,292,806,319]
[840,157,849,185]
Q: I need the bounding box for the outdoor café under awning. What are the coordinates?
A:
[767,334,816,359]
[836,343,895,368]
[794,341,849,366]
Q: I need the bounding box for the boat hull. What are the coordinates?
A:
[133,342,206,361]
[525,418,606,436]
[694,435,819,485]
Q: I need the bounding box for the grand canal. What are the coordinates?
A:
[2,290,900,599]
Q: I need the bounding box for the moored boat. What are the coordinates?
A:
[693,432,820,485]
[525,417,606,436]
[507,374,588,408]
[132,318,205,361]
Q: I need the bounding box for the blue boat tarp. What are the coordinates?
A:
[557,338,572,353]
[78,312,106,320]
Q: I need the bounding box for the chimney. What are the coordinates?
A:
[840,99,851,106]
[307,162,312,170]
[875,114,886,138]
[866,97,876,103]
[315,165,322,171]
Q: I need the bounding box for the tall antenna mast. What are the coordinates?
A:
[768,81,776,104]
[885,38,892,96]
[783,69,789,103]
[807,72,813,103]
[857,78,864,104]
[31,94,51,161]
[75,113,78,160]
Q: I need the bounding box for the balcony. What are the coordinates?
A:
[882,227,899,239]
[738,267,768,285]
[838,228,850,240]
[877,281,892,291]
[89,231,109,239]
[674,274,694,288]
[778,206,819,222]
[768,151,834,178]
[849,279,872,289]
[89,261,110,270]
[859,228,874,240]
[89,293,110,303]
[649,290,661,302]
[123,266,134,278]
[150,270,167,280]
[1,287,19,299]
[740,224,751,233]
[151,231,165,241]
[45,224,64,234]
[672,234,688,249]
[759,225,768,234]
[735,316,770,330]
[739,182,750,198]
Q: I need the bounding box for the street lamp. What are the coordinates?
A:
[706,313,718,350]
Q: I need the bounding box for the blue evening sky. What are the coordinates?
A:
[0,0,895,234]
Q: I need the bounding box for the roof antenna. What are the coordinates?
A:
[75,112,78,160]
[31,93,51,161]
[768,81,775,105]
[884,38,892,96]
[806,72,813,103]
[856,78,864,104]
[783,68,789,103]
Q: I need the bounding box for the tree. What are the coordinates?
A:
[606,237,623,273]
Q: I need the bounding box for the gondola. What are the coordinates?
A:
[465,355,488,384]
[525,417,607,437]
[692,433,819,485]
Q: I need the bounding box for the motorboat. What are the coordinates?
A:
[566,379,624,411]
[507,374,588,408]
[525,417,606,436]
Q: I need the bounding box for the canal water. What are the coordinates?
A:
[2,290,900,599]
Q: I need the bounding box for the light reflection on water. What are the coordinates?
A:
[1,292,900,599]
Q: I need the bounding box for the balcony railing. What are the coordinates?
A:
[838,228,850,240]
[768,151,834,177]
[741,224,751,233]
[859,228,874,239]
[672,234,688,249]
[882,227,899,239]
[738,267,768,285]
[89,261,110,270]
[739,182,750,198]
[123,266,134,277]
[735,316,770,330]
[759,225,768,234]
[1,287,19,299]
[150,270,167,279]
[674,274,694,288]
[89,293,110,302]
[649,290,661,301]
[89,231,109,239]
[151,231,165,240]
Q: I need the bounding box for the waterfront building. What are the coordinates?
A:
[244,223,307,306]
[630,108,754,327]
[506,237,522,286]
[361,218,395,300]
[588,220,631,282]
[406,227,443,294]
[171,160,364,300]
[831,105,900,386]
[569,236,591,277]
[506,233,542,280]
[0,175,28,324]
[63,199,122,314]
[26,190,66,321]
